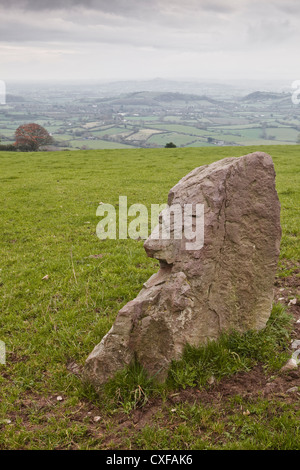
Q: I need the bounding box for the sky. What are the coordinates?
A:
[0,0,300,82]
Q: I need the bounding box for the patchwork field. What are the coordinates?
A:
[0,146,299,450]
[2,89,300,151]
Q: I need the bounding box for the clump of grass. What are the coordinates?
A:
[103,362,164,414]
[168,303,292,389]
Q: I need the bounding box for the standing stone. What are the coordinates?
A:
[84,152,281,386]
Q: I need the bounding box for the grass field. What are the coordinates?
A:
[68,139,135,150]
[0,146,299,450]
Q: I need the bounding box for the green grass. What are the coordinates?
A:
[149,123,209,136]
[134,398,300,450]
[90,126,129,136]
[147,132,197,146]
[0,145,299,449]
[67,139,135,149]
[144,123,300,147]
[168,304,292,390]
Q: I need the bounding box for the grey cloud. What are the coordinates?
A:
[0,0,157,14]
[0,15,223,53]
[0,0,238,15]
[1,0,298,19]
[1,0,300,81]
[0,0,91,9]
[247,18,295,45]
[0,1,239,49]
[273,0,300,14]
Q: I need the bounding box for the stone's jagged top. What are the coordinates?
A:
[169,152,273,200]
[84,152,281,387]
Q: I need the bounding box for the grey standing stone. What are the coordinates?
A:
[84,152,281,386]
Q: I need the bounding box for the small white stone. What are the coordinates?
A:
[93,416,101,423]
[286,386,298,394]
[288,298,297,306]
[292,349,300,363]
[56,396,63,401]
[281,358,298,372]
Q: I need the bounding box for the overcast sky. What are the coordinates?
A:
[0,0,300,82]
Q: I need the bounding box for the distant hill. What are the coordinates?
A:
[242,91,290,102]
[153,92,219,104]
[6,94,26,103]
[96,91,222,107]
